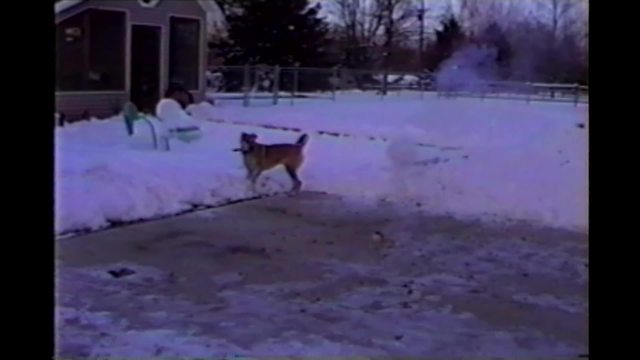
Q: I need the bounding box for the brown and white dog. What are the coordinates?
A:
[234,132,309,193]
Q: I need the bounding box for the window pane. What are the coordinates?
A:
[56,11,87,91]
[87,9,126,90]
[169,17,200,90]
[55,9,125,91]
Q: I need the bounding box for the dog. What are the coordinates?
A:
[234,132,309,193]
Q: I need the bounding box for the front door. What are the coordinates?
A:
[130,24,161,113]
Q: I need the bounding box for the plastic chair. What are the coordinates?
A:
[122,102,170,150]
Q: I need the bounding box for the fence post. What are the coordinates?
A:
[419,75,424,100]
[291,65,299,106]
[272,65,280,105]
[331,67,338,101]
[381,70,388,99]
[242,64,250,107]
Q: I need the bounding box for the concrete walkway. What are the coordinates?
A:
[56,192,588,358]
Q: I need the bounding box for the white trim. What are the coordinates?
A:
[130,23,164,102]
[56,7,130,93]
[167,14,205,93]
[55,0,84,16]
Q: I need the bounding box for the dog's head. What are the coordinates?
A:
[238,132,258,152]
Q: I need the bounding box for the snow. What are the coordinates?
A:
[55,118,291,235]
[212,94,587,229]
[57,305,243,358]
[58,303,382,357]
[56,94,587,235]
[197,0,229,35]
[155,98,200,131]
[373,74,421,85]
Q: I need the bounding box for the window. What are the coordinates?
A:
[56,9,126,91]
[169,17,201,90]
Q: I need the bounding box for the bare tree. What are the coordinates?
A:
[417,0,426,59]
[540,0,580,40]
[329,0,588,83]
[378,0,423,46]
[532,0,587,82]
[500,0,587,83]
[329,0,428,70]
[328,0,386,67]
[375,0,423,92]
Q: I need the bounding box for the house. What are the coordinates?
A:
[55,0,226,121]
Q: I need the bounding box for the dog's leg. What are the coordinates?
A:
[284,165,302,194]
[249,170,262,194]
[243,167,253,193]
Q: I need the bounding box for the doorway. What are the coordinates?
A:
[130,24,161,113]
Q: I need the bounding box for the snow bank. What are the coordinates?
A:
[55,117,293,235]
[56,95,587,235]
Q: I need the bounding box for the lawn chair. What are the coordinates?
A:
[122,102,171,150]
[155,98,203,144]
[168,126,203,143]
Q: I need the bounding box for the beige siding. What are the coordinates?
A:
[56,92,129,121]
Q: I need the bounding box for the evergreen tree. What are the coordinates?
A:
[424,16,465,72]
[220,0,330,67]
[479,22,512,79]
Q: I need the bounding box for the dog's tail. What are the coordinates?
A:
[296,134,309,147]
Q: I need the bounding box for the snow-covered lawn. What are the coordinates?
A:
[56,94,587,235]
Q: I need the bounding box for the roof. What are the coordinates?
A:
[55,0,227,35]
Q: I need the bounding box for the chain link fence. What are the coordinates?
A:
[206,65,588,106]
[438,80,589,105]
